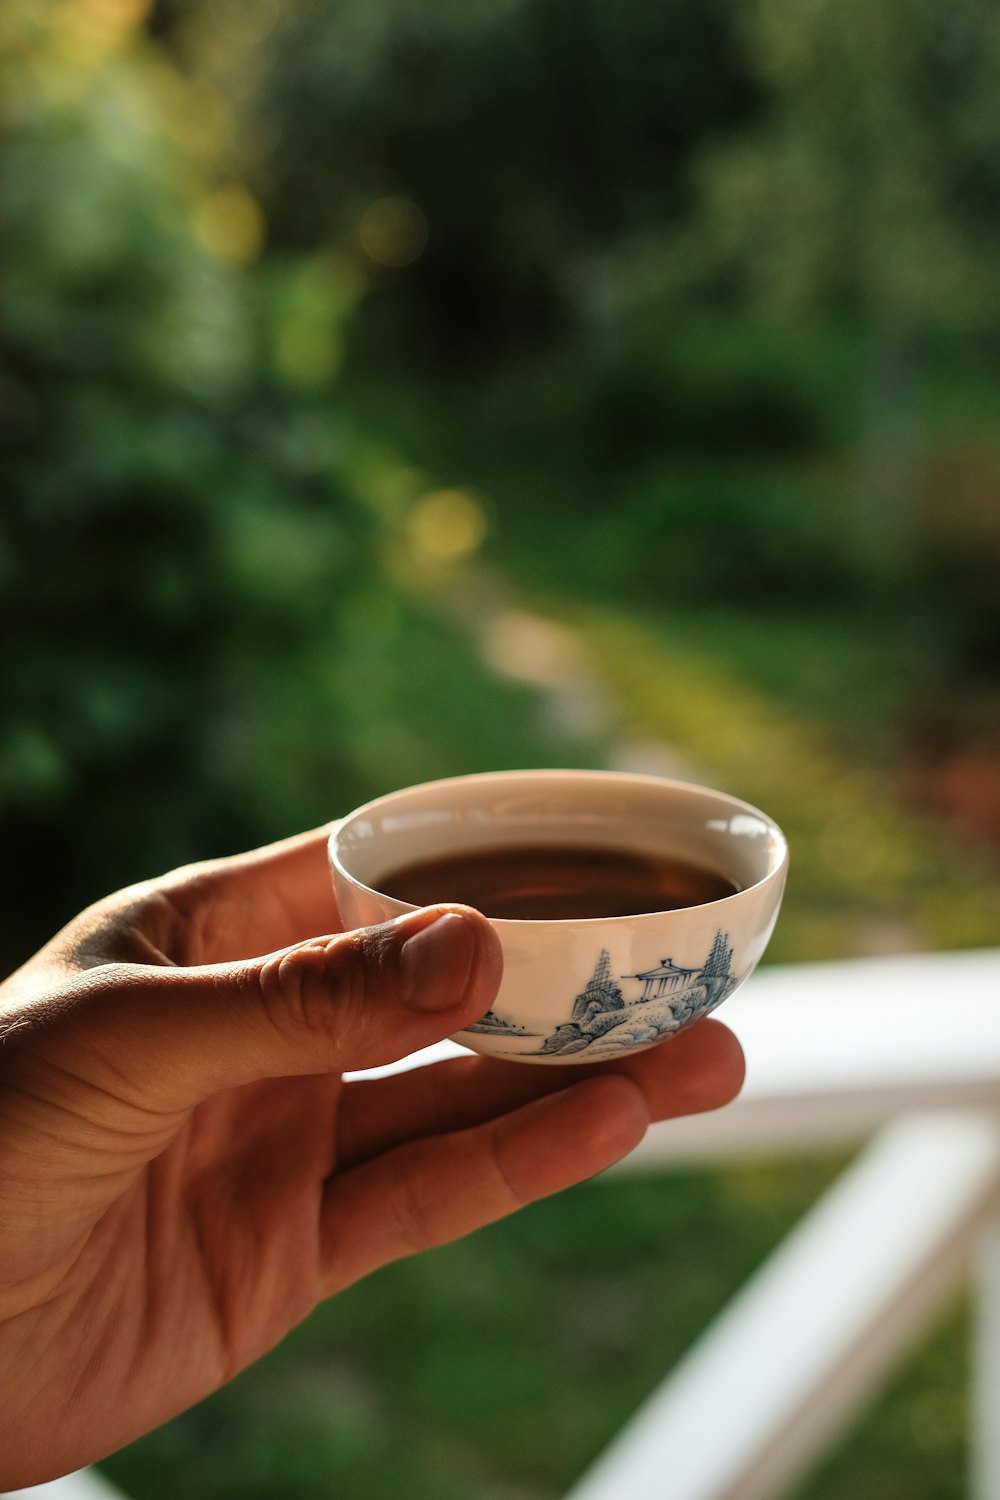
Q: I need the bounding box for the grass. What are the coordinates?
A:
[104,1158,851,1500]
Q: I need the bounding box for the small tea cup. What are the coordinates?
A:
[329,769,787,1065]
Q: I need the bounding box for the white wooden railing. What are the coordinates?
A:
[9,948,1000,1500]
[573,946,1000,1500]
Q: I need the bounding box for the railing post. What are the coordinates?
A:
[568,1113,1000,1500]
[972,1214,1000,1500]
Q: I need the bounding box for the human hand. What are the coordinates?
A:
[0,827,743,1486]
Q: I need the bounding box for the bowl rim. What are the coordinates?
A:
[328,767,788,927]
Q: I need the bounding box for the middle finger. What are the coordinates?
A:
[335,1018,743,1170]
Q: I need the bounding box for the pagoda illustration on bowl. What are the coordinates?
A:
[476,930,738,1058]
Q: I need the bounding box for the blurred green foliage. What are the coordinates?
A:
[0,0,585,962]
[3,0,1000,1496]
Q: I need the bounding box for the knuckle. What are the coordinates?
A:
[384,1148,440,1256]
[86,959,145,990]
[53,894,171,971]
[489,1128,531,1213]
[255,935,368,1053]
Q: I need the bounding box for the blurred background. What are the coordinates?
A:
[3,0,1000,1494]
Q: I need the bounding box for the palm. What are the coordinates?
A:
[5,1087,342,1441]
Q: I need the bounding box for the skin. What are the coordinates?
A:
[0,827,744,1487]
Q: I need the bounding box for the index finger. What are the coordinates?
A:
[151,825,344,964]
[28,825,347,982]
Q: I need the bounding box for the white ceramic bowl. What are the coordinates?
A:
[329,769,787,1065]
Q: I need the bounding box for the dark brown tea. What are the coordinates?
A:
[380,842,738,920]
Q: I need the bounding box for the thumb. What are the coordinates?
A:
[44,906,502,1114]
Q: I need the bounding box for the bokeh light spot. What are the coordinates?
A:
[194,186,265,265]
[482,610,581,686]
[359,196,429,269]
[81,0,151,31]
[408,490,488,560]
[275,323,341,385]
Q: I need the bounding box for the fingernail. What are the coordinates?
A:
[398,911,478,1011]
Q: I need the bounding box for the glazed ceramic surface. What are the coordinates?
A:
[329,770,787,1065]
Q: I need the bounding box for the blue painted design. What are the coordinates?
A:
[529,931,740,1058]
[463,1008,541,1038]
